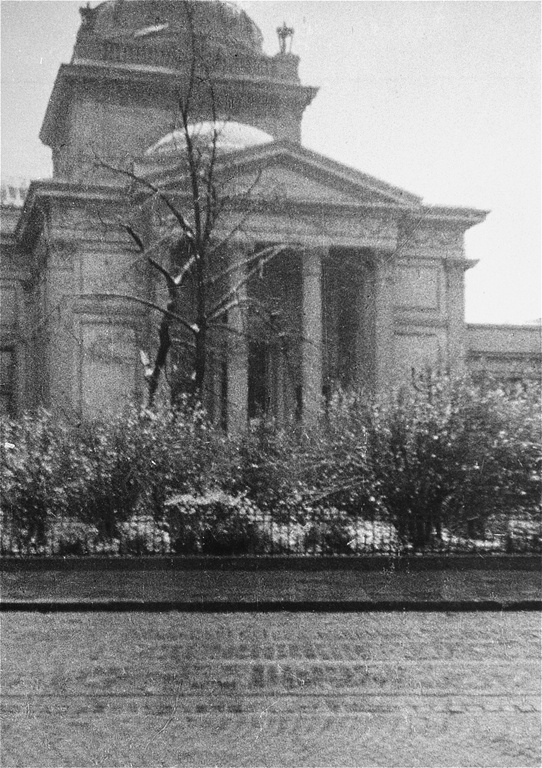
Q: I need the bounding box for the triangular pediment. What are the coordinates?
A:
[217,140,422,209]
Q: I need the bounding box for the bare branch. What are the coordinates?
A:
[93,155,195,238]
[180,0,197,121]
[201,68,220,247]
[148,257,177,292]
[173,254,197,286]
[205,242,287,290]
[124,225,145,252]
[207,244,288,322]
[205,167,264,254]
[82,293,199,336]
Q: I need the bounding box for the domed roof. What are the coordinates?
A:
[78,0,263,57]
[146,121,273,156]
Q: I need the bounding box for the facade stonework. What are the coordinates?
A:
[1,0,540,422]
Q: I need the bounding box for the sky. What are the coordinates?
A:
[1,0,540,324]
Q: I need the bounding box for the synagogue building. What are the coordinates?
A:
[1,0,540,424]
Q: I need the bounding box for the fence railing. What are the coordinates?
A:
[1,502,540,558]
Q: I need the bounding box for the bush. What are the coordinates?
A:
[0,404,232,554]
[227,420,299,511]
[1,375,540,556]
[165,491,267,555]
[118,516,172,555]
[298,390,381,518]
[366,375,541,548]
[1,413,78,548]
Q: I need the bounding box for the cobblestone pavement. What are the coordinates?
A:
[1,612,540,767]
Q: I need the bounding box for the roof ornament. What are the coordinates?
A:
[79,2,97,31]
[276,21,294,55]
[80,3,92,23]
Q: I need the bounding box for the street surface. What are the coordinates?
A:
[1,611,540,767]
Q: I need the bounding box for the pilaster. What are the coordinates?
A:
[445,259,467,377]
[373,251,395,394]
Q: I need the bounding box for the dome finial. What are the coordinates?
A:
[277,21,294,55]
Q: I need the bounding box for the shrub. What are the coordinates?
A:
[118,516,172,555]
[301,506,355,555]
[228,420,299,510]
[164,491,268,555]
[1,412,79,548]
[366,375,541,548]
[299,390,380,519]
[1,375,539,556]
[0,403,232,553]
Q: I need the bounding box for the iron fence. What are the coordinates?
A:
[1,501,540,558]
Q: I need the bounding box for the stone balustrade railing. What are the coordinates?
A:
[73,38,300,83]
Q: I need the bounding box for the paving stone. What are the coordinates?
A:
[1,611,540,767]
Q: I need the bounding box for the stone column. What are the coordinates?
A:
[373,251,395,394]
[445,259,467,378]
[227,245,249,433]
[301,246,324,424]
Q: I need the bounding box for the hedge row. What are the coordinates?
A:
[1,377,540,555]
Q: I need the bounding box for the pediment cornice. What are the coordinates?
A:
[140,139,424,211]
[216,140,423,207]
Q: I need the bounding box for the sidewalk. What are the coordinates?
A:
[1,555,540,610]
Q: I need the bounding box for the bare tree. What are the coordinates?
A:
[89,4,293,413]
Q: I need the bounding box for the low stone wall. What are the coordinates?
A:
[1,556,540,609]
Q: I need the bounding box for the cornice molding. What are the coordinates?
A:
[443,257,479,271]
[40,62,318,148]
[467,322,542,332]
[15,179,127,242]
[418,205,489,229]
[467,350,542,360]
